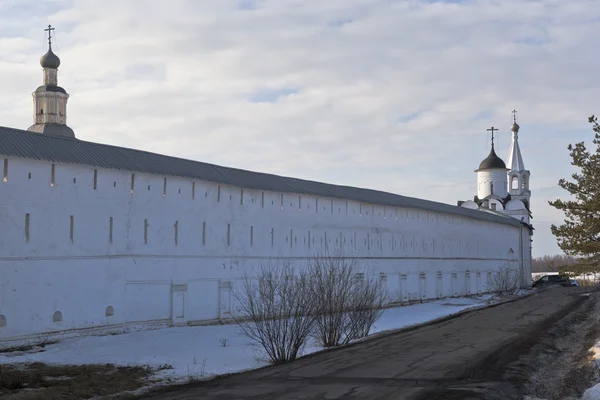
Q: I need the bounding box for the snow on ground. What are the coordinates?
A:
[0,295,493,383]
[582,342,600,400]
[583,384,600,400]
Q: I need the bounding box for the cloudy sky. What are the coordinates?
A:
[0,0,598,257]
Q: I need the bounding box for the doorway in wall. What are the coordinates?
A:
[451,272,458,297]
[219,281,232,319]
[419,272,427,301]
[399,274,408,303]
[465,270,471,295]
[171,284,187,325]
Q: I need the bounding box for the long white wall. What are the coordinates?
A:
[0,156,530,341]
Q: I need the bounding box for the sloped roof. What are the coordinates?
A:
[0,125,521,227]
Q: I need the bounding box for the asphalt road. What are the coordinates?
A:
[146,287,595,400]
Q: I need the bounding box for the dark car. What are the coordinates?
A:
[532,274,573,288]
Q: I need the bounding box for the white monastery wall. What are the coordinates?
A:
[0,157,528,340]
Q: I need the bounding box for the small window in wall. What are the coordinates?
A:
[70,215,74,242]
[217,185,221,202]
[511,176,518,190]
[113,181,116,187]
[174,221,179,245]
[261,192,265,208]
[280,193,283,209]
[105,306,114,317]
[144,219,149,244]
[0,314,6,327]
[271,228,274,247]
[178,188,181,194]
[93,169,98,189]
[130,174,135,194]
[73,177,76,184]
[148,185,151,191]
[522,177,528,190]
[53,311,62,323]
[25,213,30,242]
[201,221,206,245]
[227,223,231,246]
[51,164,55,187]
[491,203,497,211]
[250,225,254,247]
[28,172,31,179]
[290,229,293,248]
[163,177,167,196]
[192,182,195,199]
[3,159,7,182]
[241,189,244,205]
[299,196,302,210]
[109,217,113,244]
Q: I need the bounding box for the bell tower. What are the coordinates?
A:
[27,25,75,139]
[506,110,530,209]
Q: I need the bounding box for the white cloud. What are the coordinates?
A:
[1,0,599,257]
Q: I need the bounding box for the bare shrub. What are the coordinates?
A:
[487,265,521,296]
[232,259,317,364]
[0,365,25,390]
[309,252,386,347]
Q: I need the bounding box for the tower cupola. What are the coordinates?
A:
[27,25,75,139]
[475,126,508,199]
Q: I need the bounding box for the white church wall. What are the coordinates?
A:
[477,170,508,198]
[0,157,526,341]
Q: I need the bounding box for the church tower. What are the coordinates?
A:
[27,25,75,139]
[475,127,508,202]
[506,111,530,210]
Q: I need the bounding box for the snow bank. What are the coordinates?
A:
[0,295,493,383]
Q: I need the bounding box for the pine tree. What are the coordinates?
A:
[549,115,600,276]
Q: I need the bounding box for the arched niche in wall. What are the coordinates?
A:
[53,311,63,323]
[105,306,114,317]
[0,314,6,327]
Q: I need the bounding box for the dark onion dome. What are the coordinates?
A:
[478,146,507,170]
[40,46,60,69]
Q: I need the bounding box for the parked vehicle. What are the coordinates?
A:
[570,279,580,287]
[532,274,573,288]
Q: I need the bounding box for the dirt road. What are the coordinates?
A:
[145,287,597,400]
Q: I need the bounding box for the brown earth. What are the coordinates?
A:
[0,362,157,400]
[143,286,599,400]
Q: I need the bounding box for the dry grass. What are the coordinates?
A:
[522,293,600,400]
[0,362,158,400]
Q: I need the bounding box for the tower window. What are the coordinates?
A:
[511,176,519,190]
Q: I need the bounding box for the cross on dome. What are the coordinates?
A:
[486,126,498,148]
[44,24,55,47]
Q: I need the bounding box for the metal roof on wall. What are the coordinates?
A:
[0,125,521,227]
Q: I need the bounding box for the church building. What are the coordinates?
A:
[458,121,532,226]
[0,27,533,344]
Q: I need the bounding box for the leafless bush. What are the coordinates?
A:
[309,252,386,347]
[487,265,521,296]
[232,259,317,364]
[0,365,25,390]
